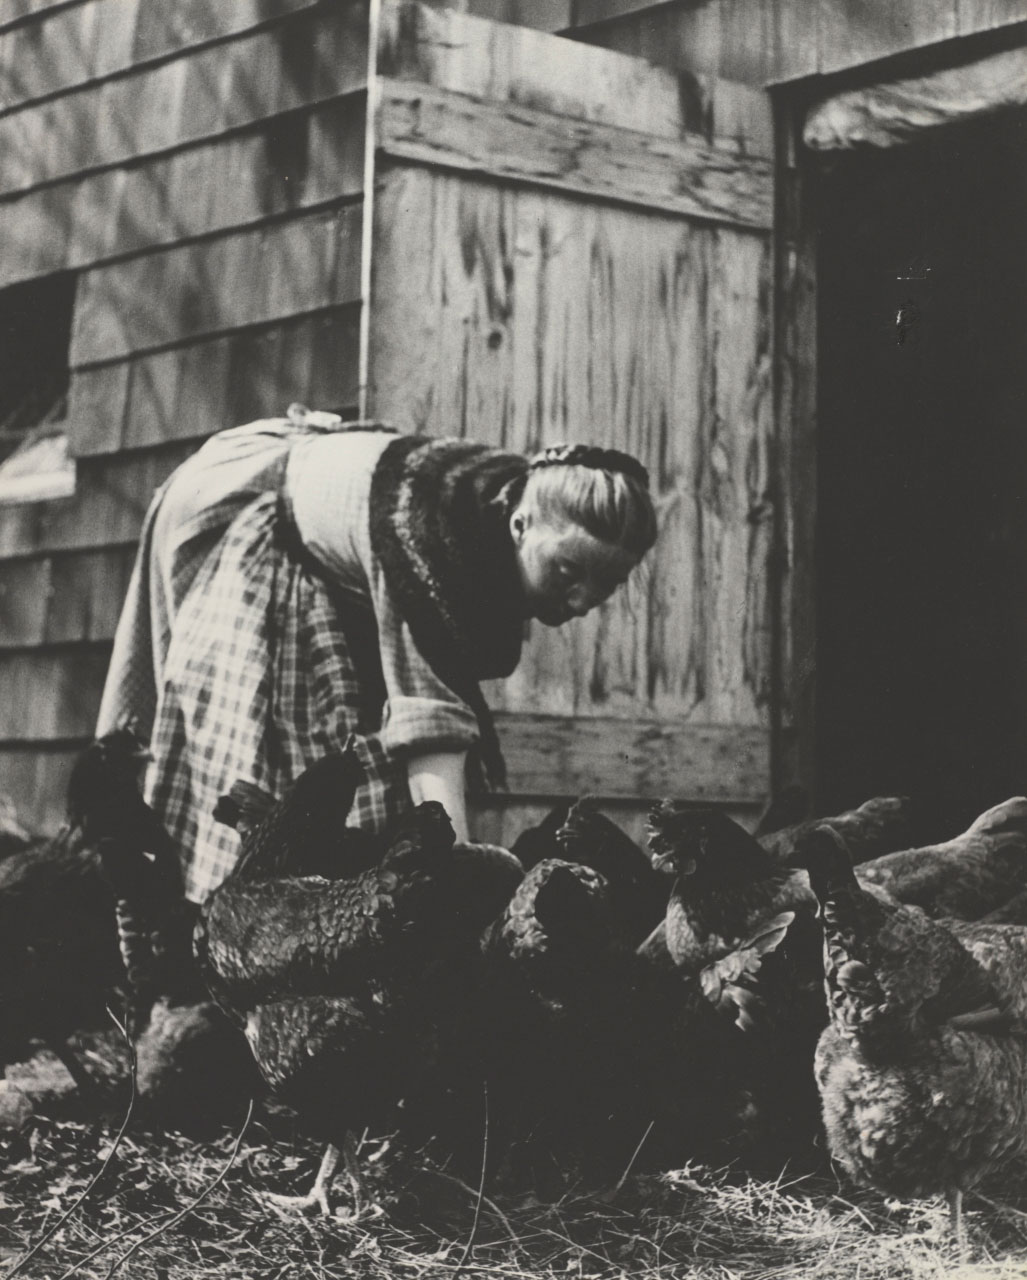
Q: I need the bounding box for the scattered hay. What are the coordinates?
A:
[3,1038,1027,1280]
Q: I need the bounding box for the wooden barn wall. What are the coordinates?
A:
[564,1,1027,85]
[368,4,775,844]
[0,0,372,832]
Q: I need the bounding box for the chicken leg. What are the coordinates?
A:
[266,1133,368,1218]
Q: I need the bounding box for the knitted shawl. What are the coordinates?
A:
[369,436,530,787]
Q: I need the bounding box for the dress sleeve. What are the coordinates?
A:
[368,557,480,758]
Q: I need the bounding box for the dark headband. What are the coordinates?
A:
[528,442,650,490]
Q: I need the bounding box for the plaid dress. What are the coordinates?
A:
[98,417,479,903]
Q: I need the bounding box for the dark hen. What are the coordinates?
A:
[0,727,173,1092]
[197,797,518,1214]
[856,796,1027,921]
[555,798,669,943]
[212,748,378,881]
[510,802,572,872]
[642,803,825,1156]
[644,803,816,971]
[478,857,645,1176]
[798,827,1027,1245]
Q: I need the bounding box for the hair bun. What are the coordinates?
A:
[528,442,650,489]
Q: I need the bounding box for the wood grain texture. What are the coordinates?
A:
[0,644,110,739]
[380,1,772,158]
[69,206,363,367]
[369,166,774,727]
[570,0,1027,85]
[495,713,769,801]
[0,4,367,195]
[69,306,362,456]
[0,545,136,647]
[381,0,706,140]
[0,95,366,290]
[956,0,1027,32]
[774,109,817,794]
[817,0,957,72]
[0,0,85,31]
[0,443,194,559]
[377,78,773,230]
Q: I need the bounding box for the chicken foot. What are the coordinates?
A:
[266,1134,367,1218]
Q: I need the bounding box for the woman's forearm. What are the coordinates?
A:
[406,749,469,841]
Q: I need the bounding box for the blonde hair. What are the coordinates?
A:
[518,453,657,557]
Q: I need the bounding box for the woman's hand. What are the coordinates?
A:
[407,749,470,842]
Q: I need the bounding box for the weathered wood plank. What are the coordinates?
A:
[377,78,773,230]
[0,95,366,290]
[701,228,774,724]
[568,6,729,85]
[817,0,958,73]
[0,4,368,195]
[0,744,82,836]
[774,108,818,795]
[0,644,110,739]
[956,0,1027,32]
[0,442,194,558]
[0,556,51,647]
[496,713,770,801]
[381,0,704,140]
[370,166,773,725]
[45,546,136,643]
[0,0,85,31]
[69,306,362,456]
[70,206,363,367]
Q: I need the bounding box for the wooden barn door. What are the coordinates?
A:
[363,1,777,841]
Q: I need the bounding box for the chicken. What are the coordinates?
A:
[760,795,916,867]
[211,750,379,880]
[855,796,1027,921]
[478,850,797,1178]
[799,826,1027,1245]
[0,728,166,1093]
[642,803,826,1156]
[554,798,669,944]
[197,787,520,1215]
[509,802,571,871]
[644,803,817,972]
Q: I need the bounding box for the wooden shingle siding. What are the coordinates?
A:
[0,443,194,559]
[0,94,366,290]
[0,3,368,194]
[69,205,363,368]
[0,0,86,31]
[0,644,110,740]
[70,307,362,457]
[0,546,136,647]
[0,0,321,110]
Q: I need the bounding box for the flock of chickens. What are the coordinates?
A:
[5,730,1027,1240]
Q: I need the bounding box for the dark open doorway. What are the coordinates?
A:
[815,108,1027,836]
